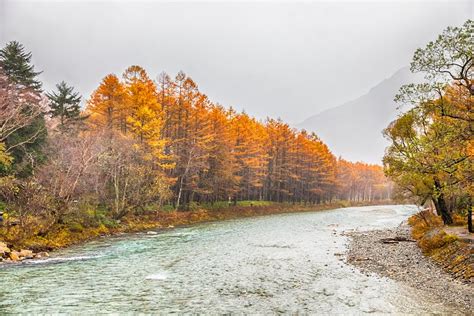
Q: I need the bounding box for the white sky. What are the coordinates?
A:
[1,0,472,123]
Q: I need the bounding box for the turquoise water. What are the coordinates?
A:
[0,205,460,314]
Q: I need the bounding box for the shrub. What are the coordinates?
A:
[443,234,458,244]
[451,213,466,226]
[68,222,84,233]
[238,200,272,207]
[408,211,443,239]
[418,228,458,254]
[101,217,119,229]
[161,204,175,212]
[187,201,201,211]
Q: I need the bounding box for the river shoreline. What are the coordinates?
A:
[345,222,473,313]
[2,205,465,314]
[1,200,392,264]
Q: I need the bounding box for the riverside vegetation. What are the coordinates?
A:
[0,18,472,280]
[0,42,390,260]
[383,20,473,227]
[355,20,473,286]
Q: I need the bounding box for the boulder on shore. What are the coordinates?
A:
[0,244,50,263]
[0,242,11,257]
[19,249,34,259]
[9,251,21,261]
[0,246,49,262]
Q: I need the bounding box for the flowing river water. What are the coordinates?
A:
[0,205,461,314]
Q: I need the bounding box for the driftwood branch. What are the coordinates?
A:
[380,237,416,244]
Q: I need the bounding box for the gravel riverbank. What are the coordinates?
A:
[345,222,473,313]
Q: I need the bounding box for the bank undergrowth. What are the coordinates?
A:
[408,211,473,283]
[1,200,389,253]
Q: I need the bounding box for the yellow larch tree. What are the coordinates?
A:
[86,74,128,132]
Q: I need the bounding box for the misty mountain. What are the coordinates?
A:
[297,67,419,164]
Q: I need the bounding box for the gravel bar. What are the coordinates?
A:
[345,222,473,313]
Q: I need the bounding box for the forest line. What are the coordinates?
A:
[0,41,390,246]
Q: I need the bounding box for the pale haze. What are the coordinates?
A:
[1,0,472,163]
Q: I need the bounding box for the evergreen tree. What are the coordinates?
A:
[0,41,42,92]
[0,41,46,177]
[47,81,82,129]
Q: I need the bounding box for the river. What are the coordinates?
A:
[0,205,460,314]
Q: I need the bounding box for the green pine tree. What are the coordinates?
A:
[47,81,82,129]
[0,41,47,177]
[0,41,42,92]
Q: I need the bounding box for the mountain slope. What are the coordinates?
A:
[297,67,418,164]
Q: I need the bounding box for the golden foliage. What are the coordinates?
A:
[408,211,443,240]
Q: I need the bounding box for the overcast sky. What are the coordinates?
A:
[1,0,472,124]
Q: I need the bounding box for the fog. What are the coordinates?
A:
[1,0,471,124]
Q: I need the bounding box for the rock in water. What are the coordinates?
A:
[35,251,49,258]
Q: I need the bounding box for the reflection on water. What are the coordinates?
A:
[0,205,460,314]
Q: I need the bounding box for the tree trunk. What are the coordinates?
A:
[468,208,473,233]
[175,176,184,211]
[433,180,453,225]
[433,195,453,225]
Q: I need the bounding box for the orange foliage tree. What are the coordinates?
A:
[86,66,391,209]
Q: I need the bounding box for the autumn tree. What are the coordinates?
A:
[85,66,173,216]
[34,130,103,226]
[411,19,473,95]
[202,105,238,203]
[160,73,216,208]
[83,66,391,211]
[384,20,473,224]
[231,112,269,201]
[94,134,172,219]
[264,119,295,202]
[86,74,128,132]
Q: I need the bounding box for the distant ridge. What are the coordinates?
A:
[297,67,419,164]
